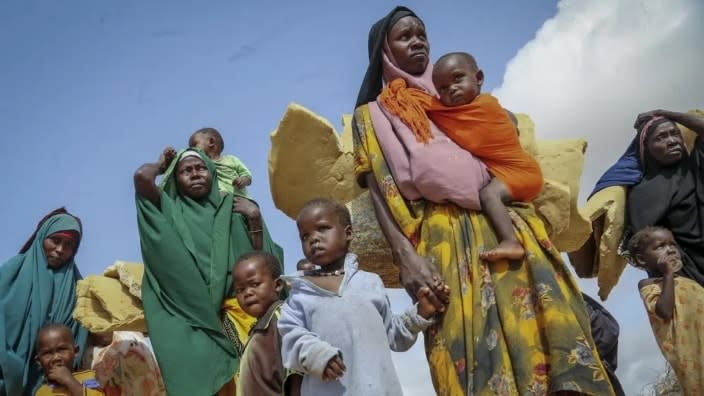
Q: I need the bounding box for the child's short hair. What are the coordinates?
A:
[296,258,313,270]
[297,198,351,228]
[627,226,670,269]
[436,51,479,71]
[36,323,73,348]
[234,251,282,278]
[190,127,225,154]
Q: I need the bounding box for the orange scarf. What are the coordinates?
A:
[378,78,516,150]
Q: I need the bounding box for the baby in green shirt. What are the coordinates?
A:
[189,127,252,197]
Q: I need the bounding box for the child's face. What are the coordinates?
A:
[637,229,682,273]
[233,257,283,318]
[297,206,352,267]
[35,328,79,374]
[432,56,484,107]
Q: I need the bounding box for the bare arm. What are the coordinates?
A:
[654,273,676,321]
[635,109,704,137]
[365,173,415,260]
[365,173,447,311]
[134,163,162,206]
[134,147,176,207]
[233,197,263,250]
[640,254,678,321]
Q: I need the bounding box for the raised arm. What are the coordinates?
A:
[654,271,675,321]
[134,147,176,207]
[653,253,678,321]
[639,253,678,321]
[635,109,704,137]
[364,173,447,312]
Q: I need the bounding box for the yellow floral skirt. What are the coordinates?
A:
[641,277,704,395]
[418,203,614,396]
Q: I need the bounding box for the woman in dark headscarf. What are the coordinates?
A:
[134,147,283,396]
[352,6,614,395]
[0,208,87,396]
[627,109,704,284]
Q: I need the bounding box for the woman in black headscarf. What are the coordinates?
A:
[352,6,614,395]
[628,109,704,284]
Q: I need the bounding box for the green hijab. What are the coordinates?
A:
[0,210,87,396]
[137,149,283,396]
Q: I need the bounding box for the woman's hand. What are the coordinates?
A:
[397,251,448,313]
[233,197,263,249]
[634,109,665,129]
[232,197,261,220]
[135,147,175,207]
[157,147,177,174]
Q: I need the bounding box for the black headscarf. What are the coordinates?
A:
[627,118,704,285]
[354,6,419,108]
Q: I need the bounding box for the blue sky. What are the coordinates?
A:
[0,0,556,274]
[7,1,700,394]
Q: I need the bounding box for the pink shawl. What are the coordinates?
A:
[369,44,490,209]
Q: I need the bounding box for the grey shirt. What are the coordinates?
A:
[278,253,432,396]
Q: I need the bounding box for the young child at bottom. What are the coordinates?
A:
[34,324,104,396]
[232,251,302,396]
[278,198,447,395]
[380,51,543,262]
[628,226,704,395]
[189,127,253,197]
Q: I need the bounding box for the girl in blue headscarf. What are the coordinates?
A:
[0,208,87,396]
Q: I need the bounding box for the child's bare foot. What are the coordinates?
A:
[480,241,525,262]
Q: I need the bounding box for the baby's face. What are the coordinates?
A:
[432,55,483,107]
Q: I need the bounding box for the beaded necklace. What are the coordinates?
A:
[303,269,345,277]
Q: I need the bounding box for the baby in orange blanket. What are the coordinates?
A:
[380,52,543,261]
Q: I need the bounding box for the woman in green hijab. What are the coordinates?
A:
[0,207,87,396]
[134,147,283,396]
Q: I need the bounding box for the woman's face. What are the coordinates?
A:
[43,234,77,269]
[387,16,429,75]
[176,156,212,199]
[646,121,685,167]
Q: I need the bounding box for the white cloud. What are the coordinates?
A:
[495,0,703,394]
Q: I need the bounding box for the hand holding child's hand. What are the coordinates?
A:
[322,354,346,381]
[46,365,79,387]
[158,147,177,174]
[417,284,448,319]
[417,276,449,318]
[431,275,450,307]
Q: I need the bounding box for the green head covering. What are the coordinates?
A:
[138,148,283,396]
[0,210,87,396]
